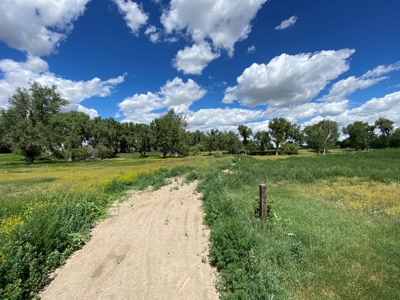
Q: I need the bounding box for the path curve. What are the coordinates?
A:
[40,179,219,300]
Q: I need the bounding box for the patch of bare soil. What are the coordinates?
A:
[40,179,219,300]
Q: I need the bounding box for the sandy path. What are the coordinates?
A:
[40,179,219,300]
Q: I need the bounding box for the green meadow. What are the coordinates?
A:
[1,149,399,299]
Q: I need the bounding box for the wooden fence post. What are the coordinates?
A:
[259,184,267,221]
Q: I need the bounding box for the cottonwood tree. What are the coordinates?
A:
[268,118,297,155]
[304,120,339,153]
[254,130,271,155]
[150,109,188,158]
[342,121,376,150]
[374,117,395,148]
[238,124,253,155]
[134,123,151,158]
[206,129,221,155]
[223,131,242,154]
[0,82,68,163]
[375,117,394,136]
[53,111,91,161]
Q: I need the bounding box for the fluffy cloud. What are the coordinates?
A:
[223,49,355,107]
[173,42,220,75]
[0,0,90,56]
[160,77,207,109]
[264,101,349,123]
[113,0,148,35]
[161,0,267,56]
[322,76,386,101]
[118,92,163,123]
[118,77,206,122]
[322,61,400,101]
[0,56,125,113]
[303,91,400,131]
[275,16,298,30]
[144,25,160,43]
[187,108,264,132]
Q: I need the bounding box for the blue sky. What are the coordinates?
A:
[1,0,399,132]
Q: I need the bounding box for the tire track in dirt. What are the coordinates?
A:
[40,179,219,300]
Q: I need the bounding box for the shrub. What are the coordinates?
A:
[279,143,298,155]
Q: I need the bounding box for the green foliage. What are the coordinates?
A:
[207,129,221,154]
[189,144,202,156]
[0,82,69,163]
[375,117,394,136]
[279,143,298,155]
[238,125,253,155]
[254,130,271,155]
[269,118,299,156]
[150,109,188,158]
[221,131,242,154]
[343,121,376,150]
[304,120,339,153]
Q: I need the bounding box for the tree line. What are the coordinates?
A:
[1,83,399,163]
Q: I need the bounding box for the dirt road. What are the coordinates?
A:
[40,179,219,300]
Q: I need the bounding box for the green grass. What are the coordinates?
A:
[195,149,400,299]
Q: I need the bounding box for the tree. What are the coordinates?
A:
[237,125,253,155]
[304,120,339,153]
[342,121,376,150]
[206,129,220,155]
[224,131,242,154]
[390,128,400,148]
[53,111,91,161]
[253,130,271,155]
[374,117,395,149]
[150,109,188,158]
[134,123,151,157]
[375,117,394,136]
[0,82,69,163]
[268,118,297,156]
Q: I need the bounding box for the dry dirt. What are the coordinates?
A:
[40,179,219,300]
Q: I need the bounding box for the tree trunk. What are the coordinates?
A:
[25,155,34,164]
[163,151,167,158]
[275,146,279,156]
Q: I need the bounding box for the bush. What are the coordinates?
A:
[280,143,298,155]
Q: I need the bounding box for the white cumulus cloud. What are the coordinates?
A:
[118,77,207,122]
[187,108,264,132]
[0,56,125,115]
[275,16,298,30]
[223,49,355,107]
[161,0,267,56]
[322,61,400,101]
[173,42,220,75]
[0,0,90,56]
[113,0,148,35]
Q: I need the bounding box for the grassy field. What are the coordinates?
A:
[1,149,399,299]
[197,149,400,299]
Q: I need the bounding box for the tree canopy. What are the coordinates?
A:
[0,82,69,163]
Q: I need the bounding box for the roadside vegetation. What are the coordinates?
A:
[197,149,399,299]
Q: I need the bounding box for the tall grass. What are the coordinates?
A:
[197,149,400,299]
